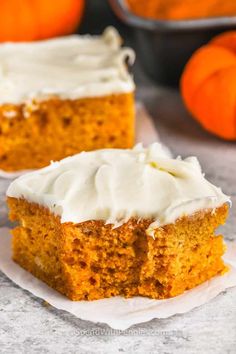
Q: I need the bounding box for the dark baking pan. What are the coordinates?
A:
[109,0,236,86]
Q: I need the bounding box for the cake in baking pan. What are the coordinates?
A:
[0,27,135,171]
[7,143,230,300]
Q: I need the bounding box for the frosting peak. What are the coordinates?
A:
[7,143,230,235]
[0,27,135,105]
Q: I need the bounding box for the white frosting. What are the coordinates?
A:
[7,143,230,235]
[0,27,135,105]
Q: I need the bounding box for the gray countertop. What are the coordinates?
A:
[1,3,236,352]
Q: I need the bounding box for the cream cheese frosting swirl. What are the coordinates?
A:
[7,143,230,235]
[0,27,135,105]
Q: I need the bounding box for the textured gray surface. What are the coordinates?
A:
[0,3,236,351]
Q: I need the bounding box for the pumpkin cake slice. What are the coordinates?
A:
[7,143,230,301]
[0,27,135,171]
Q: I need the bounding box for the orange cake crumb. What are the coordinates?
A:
[7,197,229,301]
[0,93,134,171]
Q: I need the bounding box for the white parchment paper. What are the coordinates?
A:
[0,102,161,179]
[0,227,236,330]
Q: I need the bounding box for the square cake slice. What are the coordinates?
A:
[7,143,230,300]
[0,27,135,171]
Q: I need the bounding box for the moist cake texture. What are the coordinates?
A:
[0,27,135,171]
[7,144,230,300]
